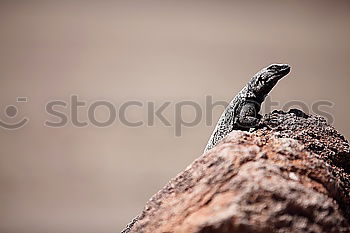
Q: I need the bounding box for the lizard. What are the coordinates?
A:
[121,64,291,233]
[204,63,291,152]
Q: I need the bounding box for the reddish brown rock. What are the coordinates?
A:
[126,110,350,233]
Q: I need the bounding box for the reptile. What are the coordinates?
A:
[204,63,291,152]
[121,63,291,233]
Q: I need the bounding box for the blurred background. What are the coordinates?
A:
[0,1,349,233]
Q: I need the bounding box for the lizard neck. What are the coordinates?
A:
[245,82,267,104]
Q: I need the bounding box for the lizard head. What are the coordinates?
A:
[250,63,291,97]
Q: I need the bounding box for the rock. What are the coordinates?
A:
[124,110,350,233]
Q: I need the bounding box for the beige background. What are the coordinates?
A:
[0,1,349,233]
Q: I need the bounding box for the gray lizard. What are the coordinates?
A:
[204,63,291,152]
[121,64,291,233]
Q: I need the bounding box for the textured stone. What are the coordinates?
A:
[127,110,350,233]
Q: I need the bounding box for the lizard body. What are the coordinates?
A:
[121,64,291,233]
[204,64,291,152]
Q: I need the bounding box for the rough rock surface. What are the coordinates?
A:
[126,110,350,233]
